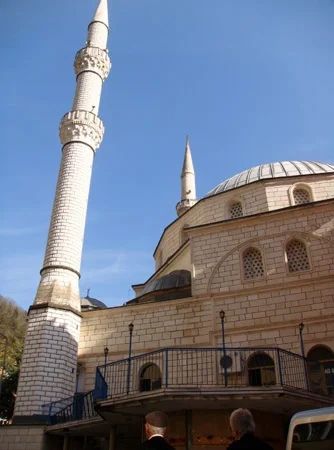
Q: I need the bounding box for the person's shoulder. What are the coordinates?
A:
[226,440,240,449]
[254,436,273,450]
[227,435,273,450]
[139,437,175,450]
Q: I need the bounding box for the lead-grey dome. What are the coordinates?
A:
[141,270,191,295]
[126,270,192,305]
[206,161,334,197]
[81,294,107,311]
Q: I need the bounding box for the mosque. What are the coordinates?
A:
[0,0,334,449]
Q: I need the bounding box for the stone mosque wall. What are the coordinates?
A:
[78,199,334,392]
[155,175,334,269]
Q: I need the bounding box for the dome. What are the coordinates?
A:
[127,270,192,305]
[141,270,191,295]
[206,161,334,197]
[81,294,107,311]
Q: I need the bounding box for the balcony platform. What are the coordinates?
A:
[95,385,334,422]
[45,346,334,431]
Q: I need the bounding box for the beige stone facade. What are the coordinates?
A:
[2,0,334,448]
[154,174,334,269]
[0,426,45,450]
[71,171,334,450]
[5,163,333,450]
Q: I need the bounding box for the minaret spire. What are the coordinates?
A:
[91,0,109,29]
[13,0,111,423]
[176,136,197,216]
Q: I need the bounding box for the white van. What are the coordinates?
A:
[286,407,334,450]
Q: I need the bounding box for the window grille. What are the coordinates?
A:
[286,239,310,273]
[243,247,264,279]
[230,202,243,219]
[293,188,310,205]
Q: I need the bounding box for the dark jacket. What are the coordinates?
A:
[139,436,176,450]
[227,433,273,450]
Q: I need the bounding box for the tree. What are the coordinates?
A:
[0,295,27,420]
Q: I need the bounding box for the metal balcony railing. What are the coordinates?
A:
[43,347,333,426]
[94,347,334,401]
[44,390,97,425]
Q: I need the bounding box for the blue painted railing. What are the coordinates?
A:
[94,347,333,400]
[94,366,108,401]
[43,347,333,425]
[44,390,97,425]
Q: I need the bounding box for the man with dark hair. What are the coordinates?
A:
[140,410,175,450]
[227,408,273,449]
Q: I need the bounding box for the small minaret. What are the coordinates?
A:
[13,0,111,423]
[176,136,197,216]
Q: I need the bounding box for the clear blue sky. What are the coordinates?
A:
[1,0,334,311]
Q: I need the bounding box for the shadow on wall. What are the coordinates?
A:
[14,309,81,424]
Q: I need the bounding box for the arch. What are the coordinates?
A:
[242,246,264,280]
[288,183,314,206]
[307,345,334,361]
[229,200,243,219]
[207,231,334,292]
[248,352,276,386]
[139,363,162,392]
[307,345,334,396]
[285,238,310,273]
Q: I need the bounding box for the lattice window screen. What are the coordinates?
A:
[230,202,243,219]
[286,239,310,272]
[243,248,264,279]
[293,189,310,205]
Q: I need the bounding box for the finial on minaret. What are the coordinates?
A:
[91,0,109,29]
[176,136,197,216]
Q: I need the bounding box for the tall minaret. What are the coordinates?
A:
[13,0,111,423]
[176,136,197,216]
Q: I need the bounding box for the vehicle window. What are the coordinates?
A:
[292,420,334,450]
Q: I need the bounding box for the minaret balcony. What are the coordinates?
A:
[176,198,197,216]
[59,110,105,150]
[74,46,111,81]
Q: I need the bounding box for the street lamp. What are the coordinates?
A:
[0,334,8,400]
[219,311,228,387]
[299,322,309,390]
[299,323,305,357]
[104,346,109,378]
[126,323,134,394]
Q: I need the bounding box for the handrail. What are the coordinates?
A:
[49,390,97,425]
[94,346,333,401]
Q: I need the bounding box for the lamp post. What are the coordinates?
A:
[299,322,309,391]
[0,334,8,400]
[104,346,109,378]
[126,323,134,394]
[219,311,228,387]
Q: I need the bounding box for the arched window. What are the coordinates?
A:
[243,247,264,279]
[307,346,334,395]
[289,183,314,206]
[230,201,243,219]
[139,364,162,392]
[248,353,276,386]
[286,239,310,273]
[293,188,310,205]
